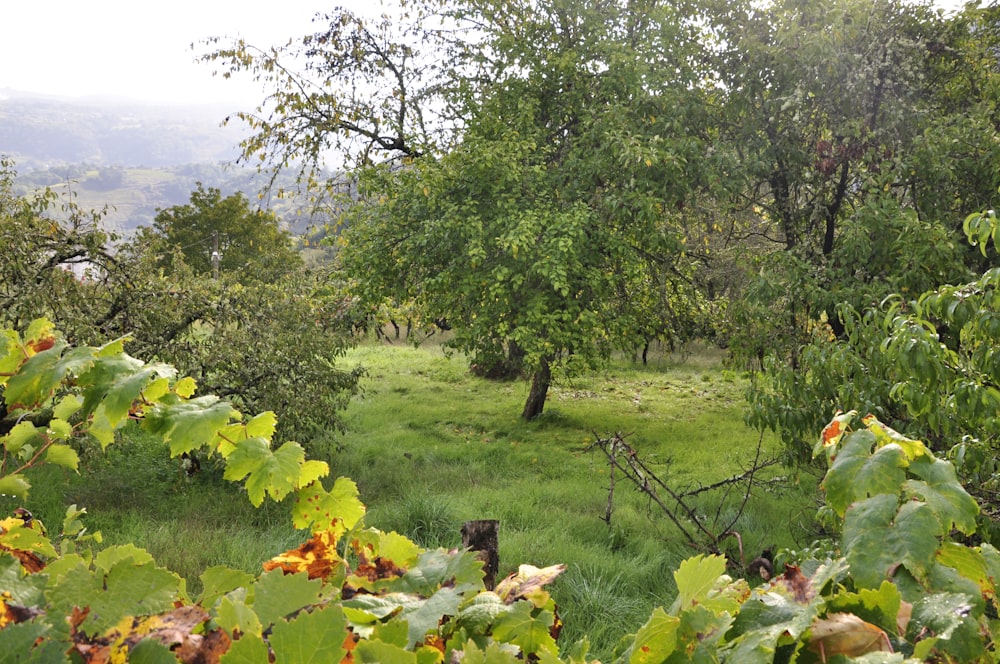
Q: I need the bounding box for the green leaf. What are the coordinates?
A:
[0,475,30,500]
[44,444,79,471]
[52,394,82,421]
[2,421,42,455]
[292,477,366,535]
[354,639,417,664]
[0,553,47,605]
[94,543,154,573]
[0,621,63,663]
[223,438,305,506]
[491,600,557,656]
[908,593,983,661]
[823,431,907,517]
[219,633,269,664]
[456,592,509,634]
[402,586,461,647]
[216,592,262,638]
[669,554,740,614]
[627,607,679,663]
[0,520,56,558]
[129,638,178,664]
[843,494,940,588]
[249,569,322,627]
[402,549,485,596]
[903,456,979,536]
[198,566,255,607]
[269,604,348,663]
[143,395,236,457]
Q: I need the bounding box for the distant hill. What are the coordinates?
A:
[0,90,330,235]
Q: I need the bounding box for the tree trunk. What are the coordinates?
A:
[461,520,499,590]
[521,357,552,420]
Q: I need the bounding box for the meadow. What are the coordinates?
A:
[8,339,821,659]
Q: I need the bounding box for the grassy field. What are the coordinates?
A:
[7,340,821,660]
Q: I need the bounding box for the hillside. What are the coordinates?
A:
[0,90,324,235]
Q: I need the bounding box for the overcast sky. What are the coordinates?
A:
[1,0,380,106]
[1,0,972,108]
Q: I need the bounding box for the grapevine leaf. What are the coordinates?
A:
[0,517,56,559]
[447,640,521,664]
[128,638,177,664]
[46,418,72,441]
[491,600,557,656]
[0,554,46,606]
[249,569,323,628]
[3,421,42,455]
[843,495,940,588]
[297,459,330,488]
[198,566,255,608]
[862,415,929,460]
[354,639,417,664]
[218,633,269,664]
[627,606,680,663]
[823,431,907,517]
[292,477,365,535]
[262,529,345,581]
[44,444,79,471]
[826,581,903,637]
[903,456,978,535]
[143,395,237,457]
[907,593,983,661]
[0,621,63,662]
[403,549,486,596]
[216,592,263,638]
[0,475,30,500]
[94,543,154,573]
[223,438,305,506]
[342,592,418,622]
[245,411,277,439]
[456,592,509,634]
[52,394,82,421]
[269,603,349,663]
[0,329,25,382]
[173,376,197,398]
[670,554,741,614]
[2,341,75,410]
[403,586,461,647]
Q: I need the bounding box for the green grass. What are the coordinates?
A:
[4,340,820,661]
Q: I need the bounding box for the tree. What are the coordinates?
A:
[0,163,359,444]
[142,184,302,283]
[204,0,718,419]
[714,1,1000,466]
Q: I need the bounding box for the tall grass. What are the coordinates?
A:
[3,339,820,660]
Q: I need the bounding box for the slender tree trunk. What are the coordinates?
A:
[521,357,552,420]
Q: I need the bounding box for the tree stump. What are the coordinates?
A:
[461,520,499,590]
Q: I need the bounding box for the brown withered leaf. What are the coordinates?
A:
[808,612,891,660]
[263,529,344,580]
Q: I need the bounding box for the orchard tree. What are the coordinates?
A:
[704,0,1000,463]
[142,184,302,284]
[204,0,719,419]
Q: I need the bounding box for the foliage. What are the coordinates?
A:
[0,319,589,662]
[748,203,1000,526]
[4,332,996,662]
[710,0,998,367]
[611,411,997,662]
[202,0,721,420]
[140,183,302,283]
[0,166,360,443]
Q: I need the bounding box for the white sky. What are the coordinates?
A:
[0,0,380,106]
[0,0,972,107]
